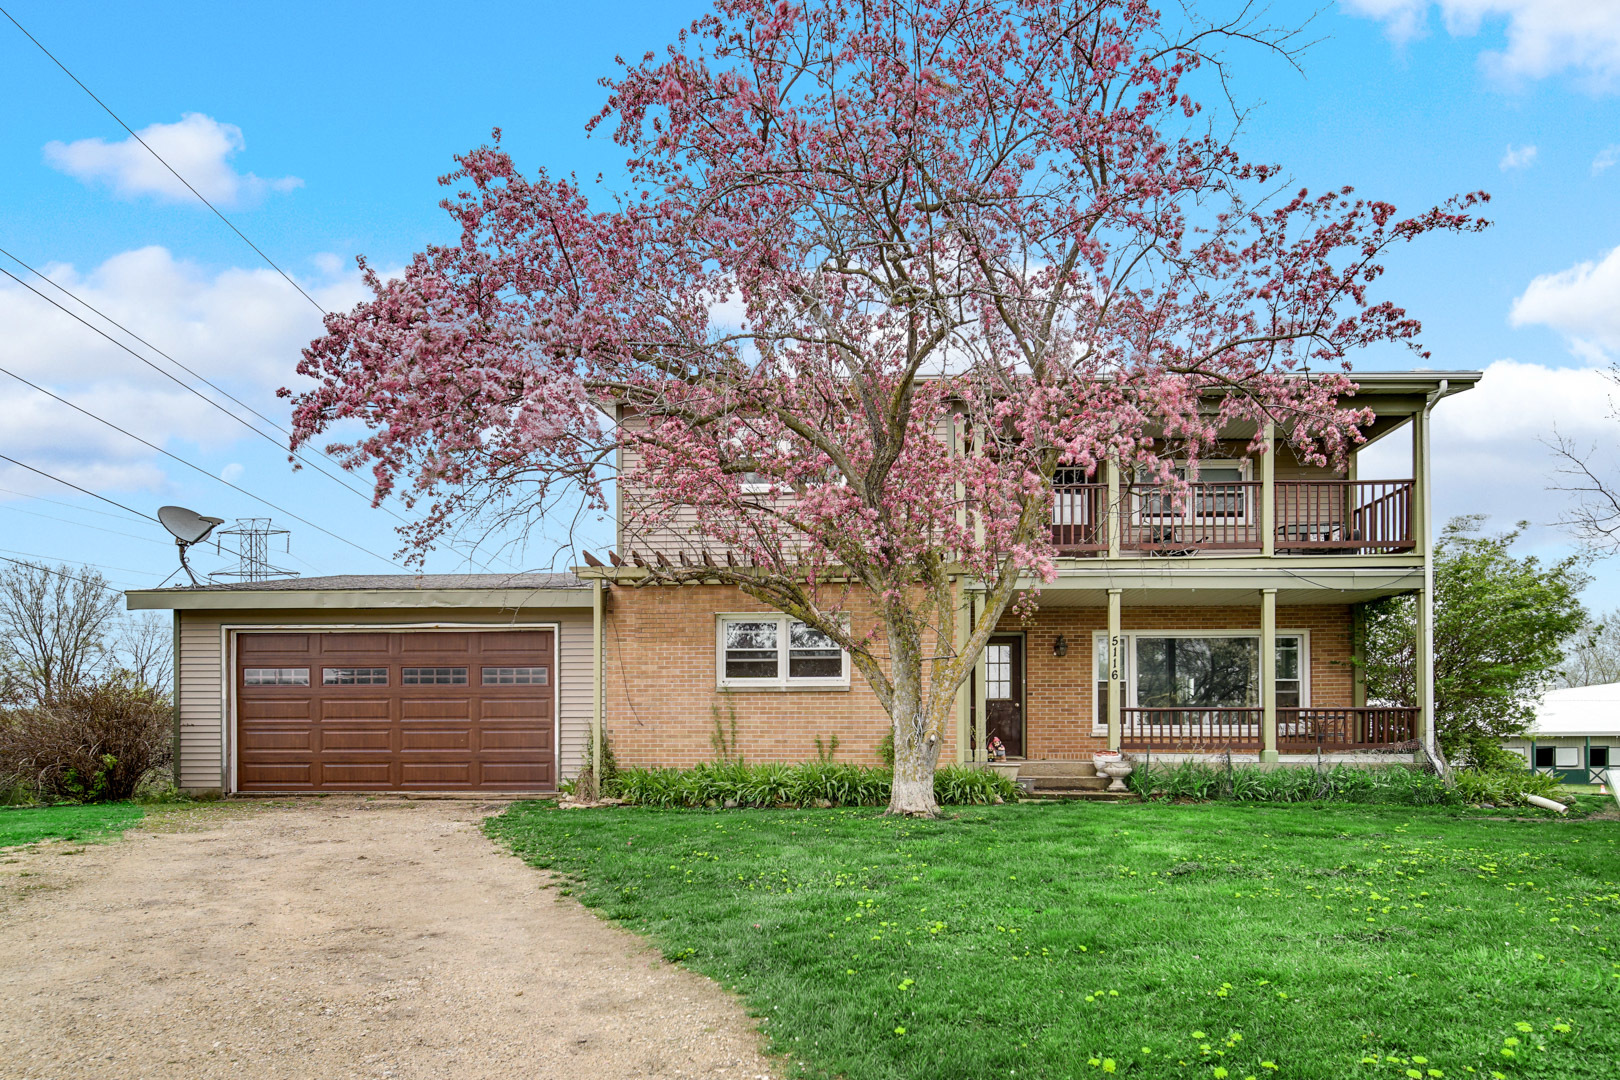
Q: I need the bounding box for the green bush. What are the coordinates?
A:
[1451,766,1559,804]
[1132,762,1456,806]
[0,678,172,804]
[605,761,1017,808]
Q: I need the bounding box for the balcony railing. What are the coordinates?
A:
[1120,706,1419,751]
[1050,479,1414,555]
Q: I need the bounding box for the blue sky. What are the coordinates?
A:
[2,1,1619,604]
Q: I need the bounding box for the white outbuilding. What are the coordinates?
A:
[1503,683,1618,785]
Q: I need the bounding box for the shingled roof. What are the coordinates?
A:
[154,573,584,593]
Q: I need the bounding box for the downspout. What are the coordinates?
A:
[591,578,604,788]
[1419,379,1460,773]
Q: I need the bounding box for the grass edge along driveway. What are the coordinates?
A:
[0,803,147,849]
[487,801,1618,1080]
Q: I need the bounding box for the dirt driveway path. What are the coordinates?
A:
[0,799,777,1080]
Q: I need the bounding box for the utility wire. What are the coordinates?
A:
[0,453,156,520]
[0,367,403,569]
[0,553,131,594]
[0,502,174,547]
[0,484,151,525]
[0,257,398,517]
[0,5,327,316]
[0,254,514,574]
[0,548,152,587]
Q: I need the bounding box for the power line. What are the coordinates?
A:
[0,256,400,518]
[0,5,326,316]
[0,548,152,589]
[0,453,156,520]
[0,553,129,594]
[0,483,151,525]
[0,502,174,547]
[0,251,513,575]
[0,366,403,569]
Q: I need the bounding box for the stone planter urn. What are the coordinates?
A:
[1092,749,1122,775]
[1103,760,1134,793]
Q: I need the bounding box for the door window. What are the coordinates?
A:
[986,644,1013,699]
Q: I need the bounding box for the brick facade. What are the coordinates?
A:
[604,583,1356,766]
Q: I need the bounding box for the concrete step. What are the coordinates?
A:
[1031,775,1110,791]
[1016,760,1100,778]
[1020,787,1138,802]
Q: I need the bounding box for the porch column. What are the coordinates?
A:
[1107,588,1123,751]
[1106,455,1122,559]
[954,581,970,765]
[591,578,605,783]
[973,593,989,763]
[1415,401,1438,765]
[1260,588,1278,762]
[1260,421,1276,557]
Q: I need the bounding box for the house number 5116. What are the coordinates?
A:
[1109,635,1122,682]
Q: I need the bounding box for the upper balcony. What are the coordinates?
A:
[1051,477,1414,557]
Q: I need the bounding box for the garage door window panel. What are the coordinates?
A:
[244,668,309,686]
[323,667,388,686]
[482,666,548,686]
[402,667,468,686]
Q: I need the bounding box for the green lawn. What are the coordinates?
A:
[487,801,1619,1080]
[0,802,147,848]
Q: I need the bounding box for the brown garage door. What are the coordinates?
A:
[236,630,555,792]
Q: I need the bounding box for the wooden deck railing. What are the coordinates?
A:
[1121,707,1264,750]
[1278,707,1418,750]
[1119,706,1418,751]
[1275,481,1413,553]
[1051,479,1414,555]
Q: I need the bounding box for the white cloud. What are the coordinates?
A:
[1595,145,1620,174]
[1343,1,1620,90]
[1358,360,1615,545]
[1509,246,1620,360]
[0,246,368,503]
[219,463,245,483]
[1499,143,1538,170]
[43,114,302,207]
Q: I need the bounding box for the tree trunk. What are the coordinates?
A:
[885,638,941,817]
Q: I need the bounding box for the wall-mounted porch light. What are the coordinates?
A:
[1053,634,1068,657]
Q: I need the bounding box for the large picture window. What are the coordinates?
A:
[719,615,849,688]
[1092,631,1306,728]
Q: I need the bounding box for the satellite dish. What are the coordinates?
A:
[158,505,224,586]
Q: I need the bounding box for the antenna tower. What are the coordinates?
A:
[208,518,299,583]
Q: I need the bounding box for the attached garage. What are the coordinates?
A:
[126,575,600,795]
[237,629,558,791]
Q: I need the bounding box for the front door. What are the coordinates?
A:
[984,635,1025,758]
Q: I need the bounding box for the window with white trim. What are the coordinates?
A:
[719,615,849,688]
[1139,461,1251,522]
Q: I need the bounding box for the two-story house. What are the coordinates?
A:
[130,371,1474,794]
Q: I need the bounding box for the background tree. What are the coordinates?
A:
[0,561,122,706]
[1362,517,1589,768]
[1557,608,1620,688]
[289,0,1487,814]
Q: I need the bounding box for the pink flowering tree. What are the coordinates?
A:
[289,0,1487,815]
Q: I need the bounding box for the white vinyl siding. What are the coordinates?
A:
[174,606,596,790]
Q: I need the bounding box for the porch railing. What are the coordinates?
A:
[1121,707,1263,751]
[1278,707,1418,750]
[1275,480,1413,553]
[1120,706,1418,751]
[1051,479,1414,555]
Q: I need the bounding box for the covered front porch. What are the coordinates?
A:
[956,563,1431,765]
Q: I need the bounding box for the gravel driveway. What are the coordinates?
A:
[0,799,777,1080]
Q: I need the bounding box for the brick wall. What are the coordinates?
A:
[603,583,921,768]
[603,583,1354,766]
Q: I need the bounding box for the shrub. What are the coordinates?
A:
[1131,761,1456,806]
[604,761,1016,808]
[0,677,172,803]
